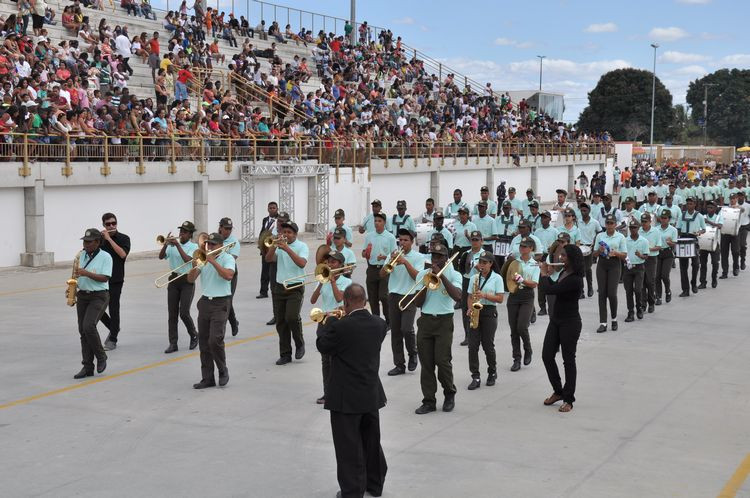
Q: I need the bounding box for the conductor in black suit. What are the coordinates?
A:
[257,201,278,299]
[316,283,388,498]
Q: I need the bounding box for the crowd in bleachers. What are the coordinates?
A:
[0,0,611,155]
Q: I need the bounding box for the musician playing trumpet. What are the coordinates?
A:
[381,228,424,376]
[465,251,504,391]
[310,251,352,404]
[158,221,199,354]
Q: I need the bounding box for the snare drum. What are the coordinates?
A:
[549,210,564,228]
[675,238,698,258]
[720,207,741,236]
[494,235,512,257]
[698,226,719,252]
[580,245,592,257]
[415,223,433,246]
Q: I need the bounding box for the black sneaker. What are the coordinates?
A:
[655,298,662,306]
[387,366,405,376]
[73,368,94,379]
[665,292,672,303]
[407,355,418,371]
[415,403,436,415]
[218,370,229,387]
[193,379,216,389]
[611,321,618,331]
[733,269,740,276]
[538,308,548,316]
[530,310,537,323]
[164,344,178,354]
[256,293,268,299]
[647,305,654,313]
[295,344,305,360]
[231,320,239,337]
[266,317,276,325]
[712,279,718,288]
[697,283,707,290]
[275,356,292,365]
[460,337,469,346]
[587,288,594,297]
[596,324,607,333]
[468,378,481,390]
[523,351,532,366]
[189,335,198,350]
[486,374,497,386]
[719,274,728,280]
[679,290,690,297]
[692,284,699,294]
[636,309,643,320]
[510,360,521,372]
[442,394,455,412]
[625,313,635,323]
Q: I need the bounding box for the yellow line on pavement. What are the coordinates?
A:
[719,453,750,497]
[0,322,315,411]
[0,270,163,298]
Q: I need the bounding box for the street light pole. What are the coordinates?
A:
[702,83,716,146]
[350,0,356,45]
[649,43,658,162]
[536,55,546,91]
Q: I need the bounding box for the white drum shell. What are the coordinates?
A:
[698,227,719,252]
[720,207,741,236]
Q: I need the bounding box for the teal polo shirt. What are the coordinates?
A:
[275,239,310,285]
[388,249,424,294]
[319,275,352,311]
[426,227,454,248]
[595,231,627,255]
[626,235,650,264]
[472,214,494,240]
[640,202,662,215]
[444,201,469,218]
[453,220,477,248]
[223,234,241,258]
[473,200,498,217]
[417,265,462,315]
[200,251,235,297]
[577,218,601,245]
[657,224,678,247]
[361,213,392,233]
[463,249,482,278]
[493,214,518,237]
[364,230,397,265]
[467,271,505,305]
[677,210,706,235]
[328,224,353,244]
[166,240,199,274]
[534,225,559,253]
[509,197,525,214]
[638,227,663,256]
[665,205,682,226]
[509,233,543,259]
[517,256,541,284]
[338,246,357,266]
[77,250,113,291]
[619,186,635,203]
[390,213,417,236]
[557,225,580,245]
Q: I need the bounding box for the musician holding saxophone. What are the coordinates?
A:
[507,238,540,373]
[466,251,504,391]
[381,228,424,376]
[310,250,352,404]
[187,233,236,389]
[72,228,113,379]
[158,221,199,354]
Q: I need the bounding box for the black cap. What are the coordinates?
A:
[624,197,635,203]
[396,200,406,208]
[508,187,516,193]
[458,206,470,214]
[480,186,489,192]
[660,209,672,218]
[219,217,233,228]
[433,210,445,219]
[179,220,196,232]
[334,208,345,218]
[327,250,345,264]
[81,228,102,241]
[557,232,571,241]
[526,188,534,194]
[397,228,415,239]
[738,191,746,197]
[579,203,590,210]
[207,232,224,245]
[648,191,657,196]
[373,212,386,221]
[518,219,531,229]
[430,242,449,256]
[593,191,602,197]
[604,214,617,224]
[277,211,290,222]
[469,230,482,240]
[706,200,716,206]
[564,208,576,217]
[477,200,488,207]
[640,213,651,222]
[529,200,539,208]
[629,219,641,228]
[502,200,512,208]
[556,189,567,196]
[371,199,382,206]
[280,221,299,233]
[541,210,552,218]
[519,237,536,249]
[603,193,612,200]
[478,251,494,263]
[333,227,347,238]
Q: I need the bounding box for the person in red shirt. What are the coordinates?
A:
[148,31,160,81]
[175,64,192,101]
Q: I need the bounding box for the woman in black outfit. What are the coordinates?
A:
[540,244,584,413]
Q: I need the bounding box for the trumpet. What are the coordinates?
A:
[156,233,176,245]
[310,307,345,325]
[263,234,288,248]
[398,252,459,311]
[383,248,405,274]
[154,232,218,288]
[469,274,483,329]
[283,263,356,290]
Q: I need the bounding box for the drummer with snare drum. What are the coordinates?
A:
[699,200,722,289]
[720,193,741,279]
[677,197,705,298]
[492,201,519,270]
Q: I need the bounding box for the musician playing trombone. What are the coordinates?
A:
[413,242,462,415]
[266,220,309,366]
[158,221,199,354]
[381,228,424,377]
[465,251,504,391]
[187,233,236,389]
[310,250,352,405]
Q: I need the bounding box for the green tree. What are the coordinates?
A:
[577,68,675,142]
[672,104,703,145]
[685,69,750,146]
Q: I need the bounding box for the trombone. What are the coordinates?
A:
[283,263,356,290]
[383,248,404,274]
[154,232,218,288]
[398,252,459,311]
[310,307,345,325]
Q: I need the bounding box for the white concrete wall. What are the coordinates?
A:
[329,169,368,228]
[45,183,194,260]
[1,188,26,267]
[439,169,486,210]
[494,168,533,194]
[207,181,243,234]
[537,166,571,204]
[372,172,432,217]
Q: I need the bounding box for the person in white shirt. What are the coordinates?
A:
[115,32,134,76]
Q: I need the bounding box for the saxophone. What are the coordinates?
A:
[66,250,82,307]
[469,274,483,329]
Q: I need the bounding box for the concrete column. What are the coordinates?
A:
[568,164,575,199]
[20,179,54,267]
[485,167,494,191]
[194,176,209,234]
[430,170,440,207]
[306,176,317,233]
[530,165,538,197]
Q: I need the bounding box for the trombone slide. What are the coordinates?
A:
[398,252,459,310]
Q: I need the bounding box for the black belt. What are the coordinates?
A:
[203,295,231,301]
[77,289,108,295]
[628,263,644,268]
[421,312,454,317]
[368,263,383,268]
[479,305,496,310]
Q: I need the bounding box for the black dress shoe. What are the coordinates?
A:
[266,317,276,325]
[523,351,532,366]
[579,291,585,299]
[231,321,239,337]
[189,335,198,350]
[596,324,607,333]
[73,368,94,379]
[611,321,618,331]
[679,290,690,297]
[414,403,436,415]
[193,379,216,389]
[587,288,594,297]
[486,374,497,386]
[407,355,418,371]
[712,279,718,288]
[295,344,305,360]
[636,309,643,320]
[742,262,747,271]
[468,378,481,390]
[719,274,728,279]
[733,269,740,276]
[692,285,699,294]
[624,313,635,323]
[442,394,455,412]
[665,292,672,303]
[655,298,662,306]
[316,396,325,405]
[459,337,469,346]
[96,358,107,374]
[218,370,229,387]
[697,283,707,289]
[275,356,292,365]
[387,366,405,376]
[647,305,654,313]
[510,360,521,372]
[256,293,268,299]
[164,344,178,354]
[530,310,536,324]
[538,308,548,316]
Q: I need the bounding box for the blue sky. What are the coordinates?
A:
[185,0,748,122]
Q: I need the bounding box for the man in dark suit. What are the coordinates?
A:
[317,284,388,498]
[258,201,279,299]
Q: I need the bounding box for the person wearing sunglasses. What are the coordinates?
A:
[99,212,130,351]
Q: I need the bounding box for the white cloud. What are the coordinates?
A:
[721,54,750,66]
[676,0,711,4]
[673,65,707,75]
[494,37,533,49]
[649,27,689,42]
[585,22,618,33]
[392,17,414,25]
[659,51,710,63]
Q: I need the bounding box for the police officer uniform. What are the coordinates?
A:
[594,215,627,333]
[363,213,398,323]
[73,228,113,379]
[160,221,199,353]
[655,209,678,305]
[623,219,649,322]
[677,199,706,297]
